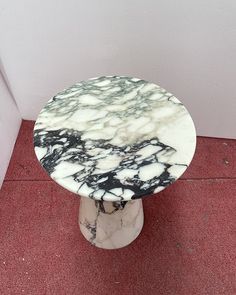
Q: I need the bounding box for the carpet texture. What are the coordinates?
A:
[1,120,236,295]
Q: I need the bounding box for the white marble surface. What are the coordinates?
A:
[34,76,196,201]
[79,197,144,249]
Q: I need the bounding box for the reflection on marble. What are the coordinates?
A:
[79,197,144,249]
[34,76,196,201]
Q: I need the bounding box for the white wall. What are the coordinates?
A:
[0,70,21,187]
[0,0,235,138]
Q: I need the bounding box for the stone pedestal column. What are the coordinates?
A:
[79,197,144,249]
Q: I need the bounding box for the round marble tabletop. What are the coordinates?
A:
[34,76,196,201]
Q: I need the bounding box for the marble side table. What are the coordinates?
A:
[34,76,196,249]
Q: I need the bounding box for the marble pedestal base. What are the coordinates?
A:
[79,197,144,249]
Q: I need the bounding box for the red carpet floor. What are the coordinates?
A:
[1,120,236,295]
